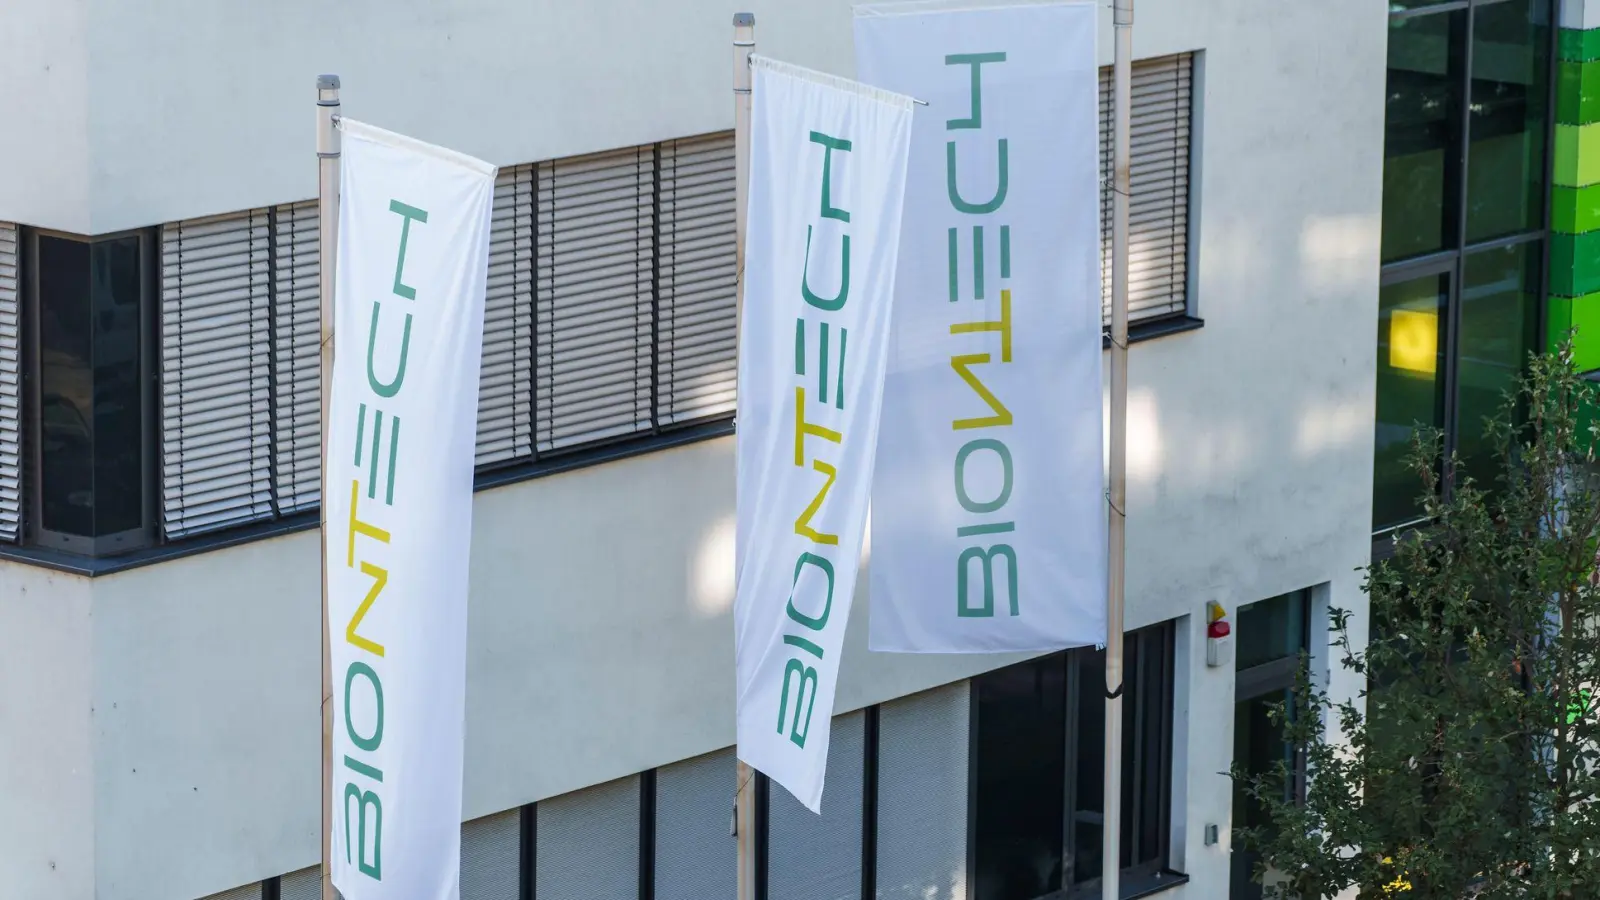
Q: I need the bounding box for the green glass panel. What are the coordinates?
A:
[1374,274,1449,530]
[1552,231,1600,296]
[1384,11,1466,262]
[1557,59,1600,126]
[1569,292,1600,370]
[1236,591,1310,672]
[1466,0,1551,244]
[1456,243,1540,488]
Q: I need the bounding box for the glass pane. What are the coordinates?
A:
[1071,650,1106,887]
[90,237,144,536]
[1457,242,1540,486]
[1237,590,1310,671]
[1384,10,1466,262]
[1072,632,1165,886]
[1230,689,1295,900]
[972,655,1065,900]
[1374,273,1449,530]
[1465,0,1551,243]
[37,236,95,537]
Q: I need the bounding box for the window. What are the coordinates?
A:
[24,228,156,554]
[970,621,1176,899]
[1099,53,1196,325]
[151,133,739,545]
[1230,590,1313,900]
[1375,0,1554,532]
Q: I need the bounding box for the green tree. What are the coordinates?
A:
[1238,346,1600,899]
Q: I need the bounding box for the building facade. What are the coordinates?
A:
[0,1,1388,899]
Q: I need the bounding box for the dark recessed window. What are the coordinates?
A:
[26,230,154,554]
[1374,0,1555,537]
[971,622,1176,900]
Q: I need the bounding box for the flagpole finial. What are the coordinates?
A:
[734,11,755,27]
[317,74,341,91]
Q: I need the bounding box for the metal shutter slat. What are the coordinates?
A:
[461,809,521,900]
[161,212,276,538]
[655,748,738,900]
[198,884,262,900]
[273,201,322,514]
[0,223,19,540]
[536,775,641,900]
[478,164,535,468]
[876,683,970,900]
[1099,53,1194,326]
[768,711,865,900]
[278,868,319,900]
[659,132,737,425]
[537,148,655,452]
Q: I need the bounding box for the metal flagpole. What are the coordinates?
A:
[1103,0,1133,896]
[731,12,758,900]
[316,73,342,900]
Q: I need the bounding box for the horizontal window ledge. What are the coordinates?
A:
[3,313,1204,578]
[1104,314,1205,349]
[1061,868,1191,900]
[0,418,736,578]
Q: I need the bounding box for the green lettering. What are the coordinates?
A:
[343,783,383,879]
[801,226,851,312]
[955,438,1014,513]
[945,52,1007,130]
[808,131,853,223]
[344,661,384,753]
[958,544,1019,618]
[388,200,429,301]
[947,140,1009,214]
[366,301,412,398]
[777,658,820,748]
[786,552,836,631]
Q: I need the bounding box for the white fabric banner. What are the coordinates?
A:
[856,1,1108,653]
[735,57,914,813]
[327,120,495,900]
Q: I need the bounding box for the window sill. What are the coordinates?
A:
[0,312,1204,579]
[1060,868,1191,900]
[1103,314,1205,349]
[0,418,737,578]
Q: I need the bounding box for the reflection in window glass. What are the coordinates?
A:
[91,238,144,535]
[1383,10,1465,263]
[1375,274,1449,530]
[1236,590,1310,671]
[1457,243,1540,487]
[37,236,94,537]
[971,655,1065,900]
[34,233,146,541]
[1466,0,1551,244]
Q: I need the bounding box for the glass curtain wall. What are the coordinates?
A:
[1376,0,1554,532]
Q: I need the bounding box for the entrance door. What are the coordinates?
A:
[1230,590,1311,899]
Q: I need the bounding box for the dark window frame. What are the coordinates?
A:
[22,226,158,556]
[966,620,1179,900]
[1375,0,1560,536]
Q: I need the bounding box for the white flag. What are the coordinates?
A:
[856,2,1108,653]
[735,57,914,813]
[327,120,495,900]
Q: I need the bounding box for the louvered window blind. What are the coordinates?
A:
[278,867,319,900]
[157,134,737,540]
[768,711,865,900]
[536,774,642,900]
[876,683,970,900]
[0,222,19,542]
[198,885,261,900]
[1100,53,1195,325]
[654,748,739,900]
[159,203,320,539]
[462,809,522,900]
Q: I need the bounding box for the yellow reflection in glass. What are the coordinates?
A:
[1389,308,1438,375]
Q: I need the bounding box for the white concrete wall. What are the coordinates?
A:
[0,0,1390,896]
[0,564,95,899]
[0,0,90,231]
